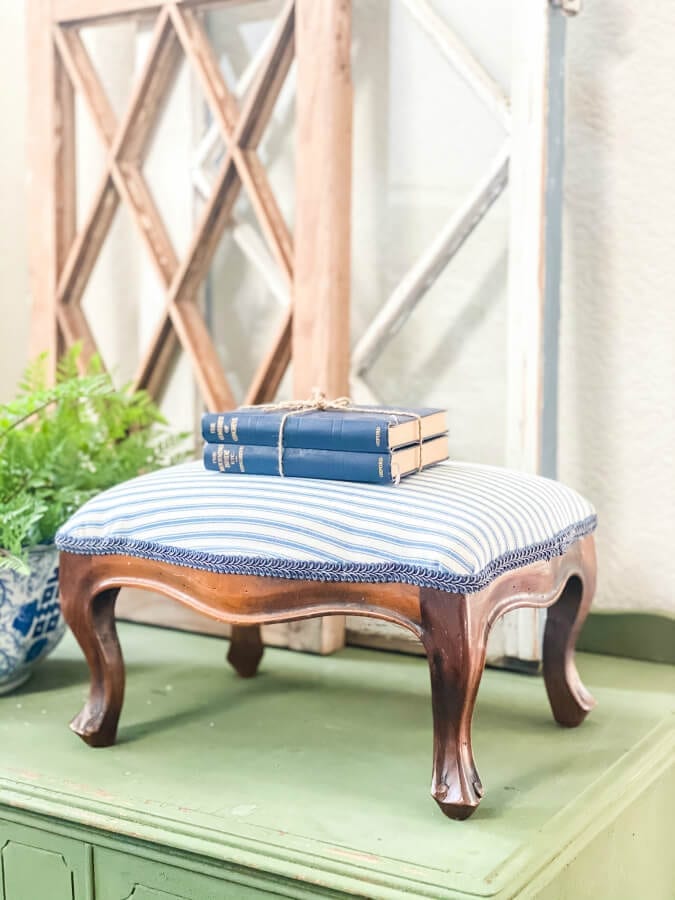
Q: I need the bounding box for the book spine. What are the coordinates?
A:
[201,413,389,452]
[202,443,393,483]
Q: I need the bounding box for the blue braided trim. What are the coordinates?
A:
[55,514,597,594]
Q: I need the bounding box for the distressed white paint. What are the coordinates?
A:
[559,0,675,614]
[400,0,511,132]
[506,0,550,478]
[500,0,559,660]
[351,143,509,378]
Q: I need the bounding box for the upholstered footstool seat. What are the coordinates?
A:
[56,460,597,820]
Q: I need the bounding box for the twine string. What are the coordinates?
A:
[239,390,424,483]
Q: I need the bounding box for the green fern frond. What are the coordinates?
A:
[0,346,190,571]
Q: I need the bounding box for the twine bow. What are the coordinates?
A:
[239,390,424,483]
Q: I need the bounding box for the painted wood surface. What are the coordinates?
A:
[507,0,566,479]
[577,612,675,665]
[499,1,569,665]
[0,626,673,898]
[400,0,510,130]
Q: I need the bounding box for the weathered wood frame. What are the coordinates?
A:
[27,0,352,654]
[346,0,575,665]
[28,0,296,409]
[59,534,596,820]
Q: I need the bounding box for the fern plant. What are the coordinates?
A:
[0,347,189,574]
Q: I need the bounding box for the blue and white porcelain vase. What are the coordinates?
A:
[0,546,65,695]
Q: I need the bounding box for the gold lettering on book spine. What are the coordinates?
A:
[216,415,226,441]
[231,417,239,442]
[215,445,237,472]
[375,425,381,447]
[378,456,384,479]
[238,447,245,472]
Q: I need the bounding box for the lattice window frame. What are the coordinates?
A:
[27,0,352,655]
[341,0,577,666]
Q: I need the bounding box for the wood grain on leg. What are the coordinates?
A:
[543,539,597,726]
[58,535,596,819]
[60,572,125,748]
[227,625,264,678]
[420,589,492,821]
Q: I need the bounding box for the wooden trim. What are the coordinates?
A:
[59,535,596,819]
[116,588,329,652]
[190,26,278,177]
[35,1,299,413]
[52,0,248,26]
[27,0,71,367]
[245,310,292,405]
[171,2,295,281]
[293,0,352,400]
[56,174,118,311]
[53,25,117,145]
[292,0,353,653]
[351,145,509,378]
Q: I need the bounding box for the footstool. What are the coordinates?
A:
[56,460,597,820]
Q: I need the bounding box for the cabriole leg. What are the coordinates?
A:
[227,625,264,678]
[62,584,124,747]
[59,553,125,747]
[543,571,596,727]
[420,589,491,820]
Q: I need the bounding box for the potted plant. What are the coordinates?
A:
[0,348,186,694]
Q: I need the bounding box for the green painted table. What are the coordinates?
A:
[0,624,673,899]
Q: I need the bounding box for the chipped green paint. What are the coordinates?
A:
[0,624,673,899]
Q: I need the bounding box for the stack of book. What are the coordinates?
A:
[201,406,449,484]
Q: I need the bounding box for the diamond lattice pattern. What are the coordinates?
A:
[53,0,295,411]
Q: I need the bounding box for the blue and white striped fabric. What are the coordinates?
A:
[55,461,596,593]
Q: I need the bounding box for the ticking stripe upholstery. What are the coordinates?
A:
[56,461,596,593]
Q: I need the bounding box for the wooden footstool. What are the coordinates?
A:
[56,460,597,820]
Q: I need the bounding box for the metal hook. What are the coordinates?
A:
[550,0,582,16]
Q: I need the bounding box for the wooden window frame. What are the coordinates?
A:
[27,0,351,655]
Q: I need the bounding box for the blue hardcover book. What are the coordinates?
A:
[203,435,449,484]
[201,406,447,452]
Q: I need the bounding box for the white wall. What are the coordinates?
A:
[0,1,672,614]
[0,2,30,402]
[559,0,675,613]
